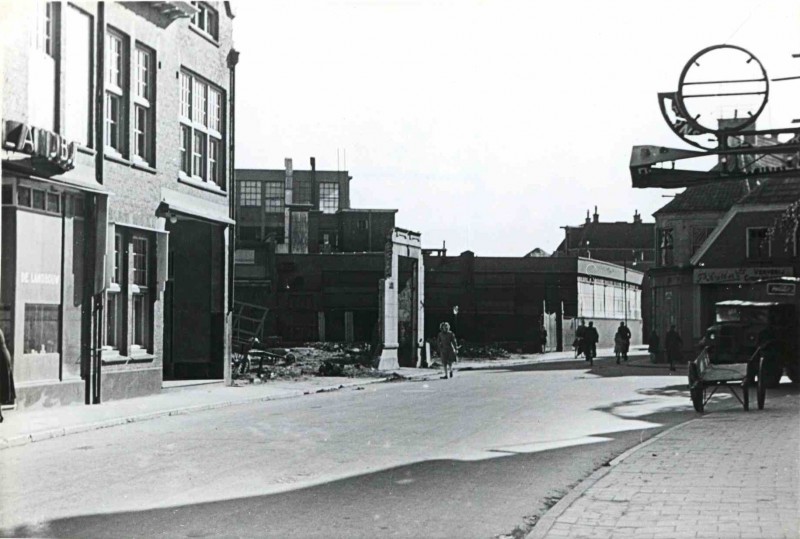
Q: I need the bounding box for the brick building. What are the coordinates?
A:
[424,252,643,352]
[233,159,401,353]
[552,207,655,338]
[1,2,237,408]
[651,177,799,360]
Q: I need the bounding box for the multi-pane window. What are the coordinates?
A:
[105,30,125,154]
[133,45,154,164]
[264,182,283,213]
[131,237,149,349]
[319,182,339,214]
[747,228,770,259]
[105,234,122,350]
[658,228,674,266]
[32,1,53,56]
[179,70,225,188]
[191,2,219,40]
[239,181,260,206]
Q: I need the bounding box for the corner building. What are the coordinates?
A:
[1,2,237,408]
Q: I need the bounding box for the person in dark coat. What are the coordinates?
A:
[574,320,587,358]
[0,327,15,423]
[665,325,683,372]
[436,322,459,379]
[648,330,660,364]
[539,327,547,354]
[614,322,632,364]
[584,321,599,363]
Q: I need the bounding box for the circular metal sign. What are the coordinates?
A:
[676,44,769,135]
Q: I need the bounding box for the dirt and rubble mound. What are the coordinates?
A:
[429,341,510,361]
[233,342,385,384]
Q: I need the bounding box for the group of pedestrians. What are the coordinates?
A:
[647,324,683,371]
[573,320,600,365]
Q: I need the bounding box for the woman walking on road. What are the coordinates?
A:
[437,322,459,379]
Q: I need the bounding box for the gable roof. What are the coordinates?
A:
[654,180,750,215]
[737,176,800,206]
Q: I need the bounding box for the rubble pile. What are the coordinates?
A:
[430,341,510,360]
[233,342,383,384]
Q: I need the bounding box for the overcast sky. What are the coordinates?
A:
[233,0,800,256]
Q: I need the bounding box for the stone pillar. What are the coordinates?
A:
[378,245,399,370]
[416,253,425,366]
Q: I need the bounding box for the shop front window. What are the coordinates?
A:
[131,236,150,350]
[24,304,59,354]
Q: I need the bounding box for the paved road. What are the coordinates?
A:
[1,357,702,538]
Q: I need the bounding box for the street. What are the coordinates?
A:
[0,356,703,538]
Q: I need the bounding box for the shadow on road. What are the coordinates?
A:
[460,355,688,378]
[3,410,700,539]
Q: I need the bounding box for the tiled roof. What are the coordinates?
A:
[561,222,655,250]
[654,181,750,215]
[737,176,800,206]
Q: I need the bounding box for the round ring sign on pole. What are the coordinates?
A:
[676,44,769,136]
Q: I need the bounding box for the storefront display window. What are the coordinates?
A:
[23,303,59,354]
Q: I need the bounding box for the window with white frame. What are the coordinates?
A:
[133,44,154,165]
[239,181,259,206]
[191,2,219,40]
[264,181,283,213]
[319,182,339,214]
[180,70,225,188]
[105,29,126,154]
[105,234,123,350]
[32,1,53,56]
[131,236,150,349]
[746,227,770,259]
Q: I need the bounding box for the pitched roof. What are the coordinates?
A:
[654,180,750,215]
[736,176,800,206]
[560,222,655,250]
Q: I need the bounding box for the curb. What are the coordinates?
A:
[0,372,439,451]
[525,418,700,539]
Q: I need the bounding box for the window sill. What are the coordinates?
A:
[189,24,220,47]
[101,350,155,365]
[132,160,157,174]
[104,152,132,167]
[177,173,227,196]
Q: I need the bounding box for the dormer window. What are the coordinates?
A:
[191,2,219,41]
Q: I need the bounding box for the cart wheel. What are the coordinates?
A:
[691,383,704,413]
[757,356,767,410]
[742,378,749,411]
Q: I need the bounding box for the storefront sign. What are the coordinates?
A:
[767,282,796,296]
[694,267,793,285]
[3,120,77,171]
[578,259,644,285]
[19,272,60,286]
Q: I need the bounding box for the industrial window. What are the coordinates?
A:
[179,70,225,189]
[133,44,155,165]
[746,227,770,259]
[658,228,674,266]
[239,181,260,206]
[104,29,126,155]
[24,304,59,355]
[319,182,339,214]
[264,181,283,213]
[191,2,219,40]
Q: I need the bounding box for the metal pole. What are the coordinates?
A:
[623,257,627,326]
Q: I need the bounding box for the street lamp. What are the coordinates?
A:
[452,305,459,336]
[585,240,591,259]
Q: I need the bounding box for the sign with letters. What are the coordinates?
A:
[694,267,793,285]
[766,282,796,296]
[3,120,77,171]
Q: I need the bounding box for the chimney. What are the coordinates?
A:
[310,156,318,208]
[585,210,591,225]
[593,206,599,224]
[633,210,642,224]
[284,158,293,246]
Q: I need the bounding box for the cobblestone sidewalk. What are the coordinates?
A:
[530,389,800,539]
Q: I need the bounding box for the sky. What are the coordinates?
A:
[232,0,800,256]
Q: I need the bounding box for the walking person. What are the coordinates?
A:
[648,330,660,364]
[665,324,683,372]
[574,319,587,358]
[614,322,631,364]
[584,321,599,366]
[436,322,459,379]
[539,327,547,354]
[0,327,15,423]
